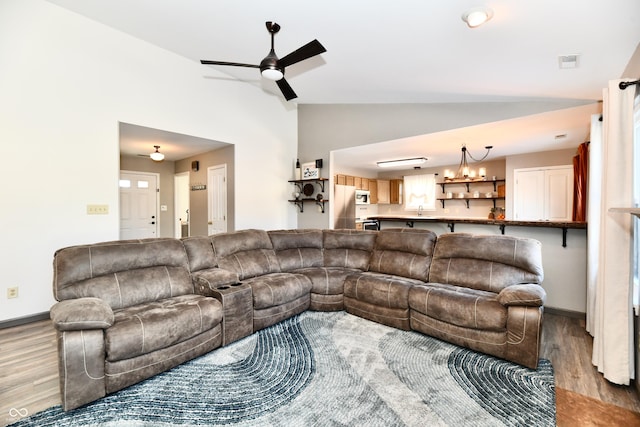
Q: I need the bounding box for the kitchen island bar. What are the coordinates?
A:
[368,215,587,247]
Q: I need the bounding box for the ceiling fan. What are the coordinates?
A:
[200,21,326,101]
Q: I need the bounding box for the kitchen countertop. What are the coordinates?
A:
[366,215,587,247]
[367,215,587,229]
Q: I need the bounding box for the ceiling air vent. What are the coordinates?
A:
[558,54,580,69]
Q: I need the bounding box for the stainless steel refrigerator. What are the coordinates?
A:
[334,184,356,229]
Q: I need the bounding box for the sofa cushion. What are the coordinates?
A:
[429,234,544,293]
[105,294,223,362]
[294,266,360,296]
[245,272,313,309]
[268,229,324,271]
[323,229,377,270]
[409,283,507,331]
[181,236,217,272]
[368,228,437,281]
[211,229,280,280]
[55,266,194,311]
[343,272,423,310]
[53,239,192,307]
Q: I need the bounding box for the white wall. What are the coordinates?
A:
[0,0,298,321]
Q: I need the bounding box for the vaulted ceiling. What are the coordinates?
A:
[48,0,640,165]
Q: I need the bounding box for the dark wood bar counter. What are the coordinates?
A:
[367,215,587,247]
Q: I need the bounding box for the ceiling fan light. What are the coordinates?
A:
[150,145,164,162]
[377,157,427,168]
[261,68,284,81]
[462,7,493,28]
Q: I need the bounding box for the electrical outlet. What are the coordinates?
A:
[7,287,18,299]
[87,204,109,215]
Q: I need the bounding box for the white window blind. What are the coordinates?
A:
[403,174,436,210]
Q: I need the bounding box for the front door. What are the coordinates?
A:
[207,164,227,235]
[119,171,159,239]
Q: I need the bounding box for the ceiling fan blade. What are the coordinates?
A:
[200,60,260,68]
[276,78,297,101]
[279,39,326,68]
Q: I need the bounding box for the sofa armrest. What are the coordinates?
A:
[50,297,114,331]
[193,268,241,296]
[497,284,546,307]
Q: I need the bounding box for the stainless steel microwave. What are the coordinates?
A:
[355,190,370,204]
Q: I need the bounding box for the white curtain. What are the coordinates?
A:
[587,79,636,385]
[586,114,602,333]
[403,173,436,210]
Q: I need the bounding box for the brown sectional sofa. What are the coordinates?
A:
[50,228,545,411]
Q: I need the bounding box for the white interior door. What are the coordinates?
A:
[174,172,190,238]
[119,171,159,239]
[545,167,574,221]
[514,169,545,220]
[207,164,227,235]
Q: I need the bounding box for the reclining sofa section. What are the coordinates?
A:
[50,228,545,411]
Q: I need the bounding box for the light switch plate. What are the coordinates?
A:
[87,204,109,215]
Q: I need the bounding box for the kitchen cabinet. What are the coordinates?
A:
[360,178,369,190]
[354,176,362,189]
[390,179,403,204]
[436,179,505,209]
[346,175,355,186]
[335,174,346,185]
[369,180,378,204]
[377,180,390,204]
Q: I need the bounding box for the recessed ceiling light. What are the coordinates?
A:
[461,7,494,28]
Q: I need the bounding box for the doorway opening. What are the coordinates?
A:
[174,172,190,238]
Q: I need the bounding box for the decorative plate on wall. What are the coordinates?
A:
[303,183,314,197]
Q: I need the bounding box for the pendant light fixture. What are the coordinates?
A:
[150,145,165,162]
[443,145,492,181]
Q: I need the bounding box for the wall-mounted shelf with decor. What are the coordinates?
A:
[437,196,505,209]
[436,178,505,209]
[437,178,505,193]
[287,198,328,213]
[288,178,329,213]
[288,178,328,193]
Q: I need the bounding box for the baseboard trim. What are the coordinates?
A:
[545,307,586,320]
[0,311,50,329]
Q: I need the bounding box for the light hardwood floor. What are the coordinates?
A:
[0,313,639,426]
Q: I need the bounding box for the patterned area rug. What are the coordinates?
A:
[11,311,555,426]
